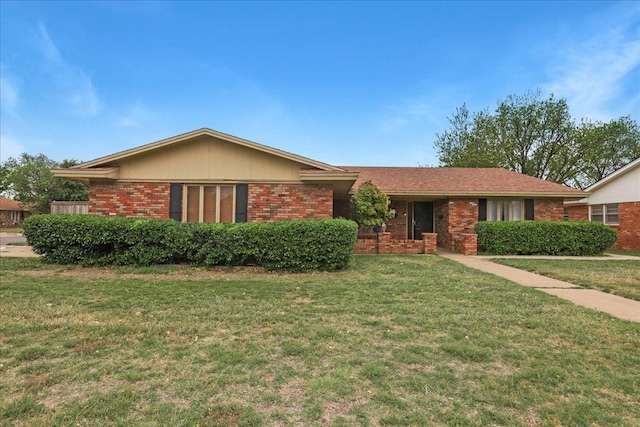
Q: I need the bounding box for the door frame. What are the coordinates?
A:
[409,201,434,239]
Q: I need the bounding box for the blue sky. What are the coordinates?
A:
[1,1,639,167]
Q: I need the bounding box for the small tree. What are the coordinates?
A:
[350,181,396,227]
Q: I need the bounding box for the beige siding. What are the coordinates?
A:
[114,135,311,182]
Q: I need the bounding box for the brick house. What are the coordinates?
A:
[53,128,585,254]
[0,196,32,227]
[565,157,640,251]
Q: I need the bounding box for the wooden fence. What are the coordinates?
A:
[50,201,89,215]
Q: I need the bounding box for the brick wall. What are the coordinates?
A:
[613,201,640,251]
[248,183,333,221]
[534,198,564,221]
[437,198,478,252]
[0,210,30,227]
[90,182,170,219]
[565,205,588,220]
[355,233,437,255]
[434,199,449,248]
[559,202,639,251]
[387,200,408,239]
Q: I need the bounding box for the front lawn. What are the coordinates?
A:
[1,256,639,426]
[492,258,640,301]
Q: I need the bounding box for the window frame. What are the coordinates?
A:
[487,199,524,222]
[590,204,619,225]
[182,184,237,223]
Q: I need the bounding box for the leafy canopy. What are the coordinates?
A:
[350,181,396,227]
[0,153,89,213]
[434,90,640,189]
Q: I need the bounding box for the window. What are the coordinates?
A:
[487,199,524,221]
[10,211,20,224]
[591,204,619,225]
[183,185,235,223]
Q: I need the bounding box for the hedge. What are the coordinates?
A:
[23,215,358,271]
[474,220,617,256]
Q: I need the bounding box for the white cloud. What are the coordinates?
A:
[542,7,640,121]
[35,23,101,117]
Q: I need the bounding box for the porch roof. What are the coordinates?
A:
[341,167,586,198]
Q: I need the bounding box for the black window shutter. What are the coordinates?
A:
[525,199,534,220]
[169,183,183,221]
[235,184,248,223]
[478,198,487,221]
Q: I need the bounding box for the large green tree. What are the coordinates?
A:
[0,153,89,213]
[434,90,640,189]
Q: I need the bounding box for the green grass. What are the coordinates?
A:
[492,258,640,301]
[1,255,639,426]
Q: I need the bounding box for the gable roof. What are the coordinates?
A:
[341,166,585,197]
[0,196,31,212]
[70,128,344,172]
[585,157,640,192]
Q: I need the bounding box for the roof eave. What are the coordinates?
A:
[348,190,588,198]
[52,167,120,181]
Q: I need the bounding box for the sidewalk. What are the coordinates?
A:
[0,245,38,257]
[440,251,640,323]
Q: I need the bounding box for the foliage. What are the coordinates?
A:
[434,90,640,189]
[475,220,617,255]
[572,116,640,188]
[0,153,89,213]
[350,181,396,227]
[23,215,358,271]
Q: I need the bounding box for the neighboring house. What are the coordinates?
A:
[0,196,32,227]
[53,128,585,254]
[565,157,640,251]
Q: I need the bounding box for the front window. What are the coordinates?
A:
[591,204,619,225]
[183,184,235,223]
[488,199,523,221]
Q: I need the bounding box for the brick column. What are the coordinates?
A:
[377,232,391,254]
[422,233,437,254]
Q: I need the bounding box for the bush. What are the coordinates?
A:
[23,215,358,271]
[474,221,617,256]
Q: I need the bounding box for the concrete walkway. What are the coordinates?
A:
[440,252,640,323]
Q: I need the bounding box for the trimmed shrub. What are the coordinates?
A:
[23,215,358,271]
[474,220,617,256]
[255,219,358,271]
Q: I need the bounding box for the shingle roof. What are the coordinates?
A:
[0,197,31,211]
[340,167,585,197]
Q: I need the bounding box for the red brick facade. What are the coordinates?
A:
[386,201,409,239]
[565,205,588,221]
[355,232,437,255]
[433,198,478,251]
[611,202,640,251]
[89,182,170,219]
[565,202,639,251]
[0,210,31,227]
[534,198,565,221]
[248,183,333,222]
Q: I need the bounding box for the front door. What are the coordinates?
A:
[413,202,433,238]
